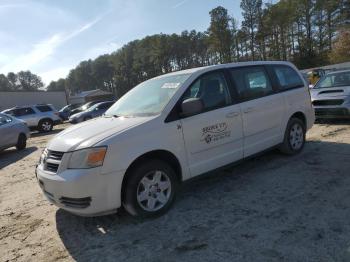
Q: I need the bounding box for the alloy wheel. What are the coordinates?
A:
[289,123,304,150]
[136,170,172,212]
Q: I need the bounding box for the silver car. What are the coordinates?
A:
[0,113,30,151]
[311,70,350,119]
[2,104,62,132]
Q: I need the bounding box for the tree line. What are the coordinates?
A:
[1,0,349,95]
[0,71,44,91]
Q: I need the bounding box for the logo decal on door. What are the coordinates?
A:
[201,122,231,144]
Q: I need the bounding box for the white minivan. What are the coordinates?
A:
[36,61,315,217]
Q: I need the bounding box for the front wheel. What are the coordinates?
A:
[16,134,27,150]
[279,118,306,155]
[123,160,178,218]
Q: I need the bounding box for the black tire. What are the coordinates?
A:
[16,133,27,150]
[123,159,178,218]
[38,119,53,132]
[279,117,306,155]
[83,116,92,121]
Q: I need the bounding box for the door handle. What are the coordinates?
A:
[226,112,240,118]
[243,107,255,114]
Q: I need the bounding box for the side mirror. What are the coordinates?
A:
[181,98,204,117]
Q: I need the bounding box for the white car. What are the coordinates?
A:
[36,61,315,217]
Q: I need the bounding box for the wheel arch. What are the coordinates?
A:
[290,111,307,128]
[121,149,183,202]
[38,117,54,124]
[18,132,27,138]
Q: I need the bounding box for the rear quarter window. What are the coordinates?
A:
[36,105,53,112]
[272,65,304,90]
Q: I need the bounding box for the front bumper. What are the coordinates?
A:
[35,164,125,216]
[314,107,350,119]
[68,118,80,124]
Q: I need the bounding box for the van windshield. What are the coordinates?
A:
[105,73,190,117]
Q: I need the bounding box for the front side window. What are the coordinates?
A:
[99,102,114,110]
[230,67,273,101]
[273,65,304,89]
[22,108,36,115]
[182,71,231,111]
[106,74,190,117]
[315,71,350,88]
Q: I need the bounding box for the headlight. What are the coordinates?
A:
[68,146,107,169]
[39,148,48,164]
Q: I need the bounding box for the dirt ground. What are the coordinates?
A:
[1,121,350,262]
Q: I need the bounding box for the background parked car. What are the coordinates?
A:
[69,101,115,124]
[69,101,102,116]
[0,113,30,151]
[2,104,62,132]
[58,103,83,121]
[311,69,350,119]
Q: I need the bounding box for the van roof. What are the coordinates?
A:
[160,61,294,77]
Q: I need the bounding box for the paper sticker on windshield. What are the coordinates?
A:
[161,83,180,89]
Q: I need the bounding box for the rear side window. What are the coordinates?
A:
[36,105,52,112]
[229,66,273,101]
[272,65,304,90]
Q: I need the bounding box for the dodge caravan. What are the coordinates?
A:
[36,61,315,217]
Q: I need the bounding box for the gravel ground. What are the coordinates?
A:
[1,121,350,262]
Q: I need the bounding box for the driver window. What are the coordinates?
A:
[183,71,231,112]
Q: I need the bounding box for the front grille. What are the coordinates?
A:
[312,99,344,106]
[48,150,64,160]
[59,196,92,209]
[43,150,64,173]
[315,108,349,116]
[45,162,59,172]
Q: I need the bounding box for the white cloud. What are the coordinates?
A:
[0,15,104,74]
[40,66,74,85]
[83,41,121,60]
[172,0,188,9]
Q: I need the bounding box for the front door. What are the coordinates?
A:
[179,71,244,177]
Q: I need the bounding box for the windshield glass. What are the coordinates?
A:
[60,105,69,112]
[314,71,350,88]
[88,103,101,111]
[105,73,190,117]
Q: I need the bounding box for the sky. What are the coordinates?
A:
[0,0,270,86]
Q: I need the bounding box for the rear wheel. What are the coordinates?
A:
[16,134,27,150]
[279,118,306,155]
[38,119,53,132]
[123,159,178,218]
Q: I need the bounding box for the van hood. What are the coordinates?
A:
[47,116,152,152]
